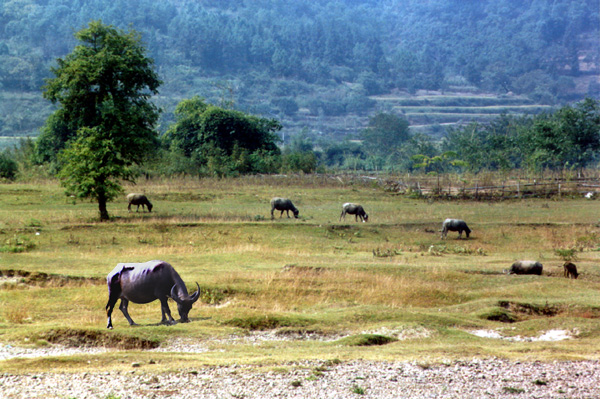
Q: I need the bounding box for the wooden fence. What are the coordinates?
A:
[380,178,600,199]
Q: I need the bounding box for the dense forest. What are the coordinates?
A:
[0,0,599,178]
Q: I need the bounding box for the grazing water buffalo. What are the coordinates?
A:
[340,203,368,222]
[563,262,579,279]
[127,193,153,212]
[106,260,200,329]
[440,218,471,239]
[270,197,299,219]
[507,260,543,275]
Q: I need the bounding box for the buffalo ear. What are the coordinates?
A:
[170,285,183,304]
[190,282,201,303]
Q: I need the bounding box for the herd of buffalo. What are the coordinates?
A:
[109,193,580,328]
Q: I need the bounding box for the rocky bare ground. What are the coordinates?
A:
[0,337,599,399]
[1,358,599,398]
[0,329,598,398]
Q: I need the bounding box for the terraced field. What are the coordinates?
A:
[371,90,553,136]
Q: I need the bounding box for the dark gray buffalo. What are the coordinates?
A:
[440,218,471,239]
[106,260,200,329]
[563,262,579,279]
[270,197,299,219]
[340,203,368,222]
[507,260,543,275]
[127,193,153,212]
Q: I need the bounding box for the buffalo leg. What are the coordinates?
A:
[105,294,120,329]
[106,277,122,329]
[159,297,176,325]
[119,299,138,326]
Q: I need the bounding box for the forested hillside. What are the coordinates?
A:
[0,0,598,144]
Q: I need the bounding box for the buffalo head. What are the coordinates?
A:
[171,282,201,322]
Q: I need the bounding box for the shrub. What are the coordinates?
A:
[554,247,577,261]
[0,151,17,180]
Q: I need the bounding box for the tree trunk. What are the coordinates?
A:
[98,191,110,221]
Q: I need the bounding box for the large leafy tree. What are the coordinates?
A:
[164,96,281,175]
[360,112,410,158]
[40,20,161,220]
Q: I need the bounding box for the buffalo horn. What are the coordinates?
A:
[170,284,183,304]
[190,282,201,303]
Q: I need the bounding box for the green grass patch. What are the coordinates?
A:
[0,235,35,253]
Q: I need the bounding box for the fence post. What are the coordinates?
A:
[558,183,561,198]
[475,182,479,200]
[517,181,520,198]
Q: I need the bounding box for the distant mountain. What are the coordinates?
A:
[0,0,598,142]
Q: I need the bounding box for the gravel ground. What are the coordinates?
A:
[1,346,599,399]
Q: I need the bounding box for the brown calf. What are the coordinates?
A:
[563,262,579,279]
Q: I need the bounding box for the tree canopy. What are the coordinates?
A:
[443,98,600,172]
[40,20,161,220]
[0,0,597,140]
[164,96,282,176]
[361,113,410,157]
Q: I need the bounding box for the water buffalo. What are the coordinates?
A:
[127,193,153,212]
[563,262,579,279]
[270,197,299,219]
[507,260,543,275]
[340,203,368,222]
[440,218,471,239]
[106,260,200,329]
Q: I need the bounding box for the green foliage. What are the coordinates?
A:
[361,113,410,158]
[411,151,465,174]
[0,0,596,142]
[0,235,35,253]
[163,96,282,176]
[0,150,18,180]
[41,21,161,219]
[443,98,600,172]
[554,248,578,262]
[321,141,365,169]
[280,134,319,173]
[0,2,596,177]
[352,385,366,395]
[57,127,130,218]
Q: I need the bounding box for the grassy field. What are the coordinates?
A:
[0,176,599,373]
